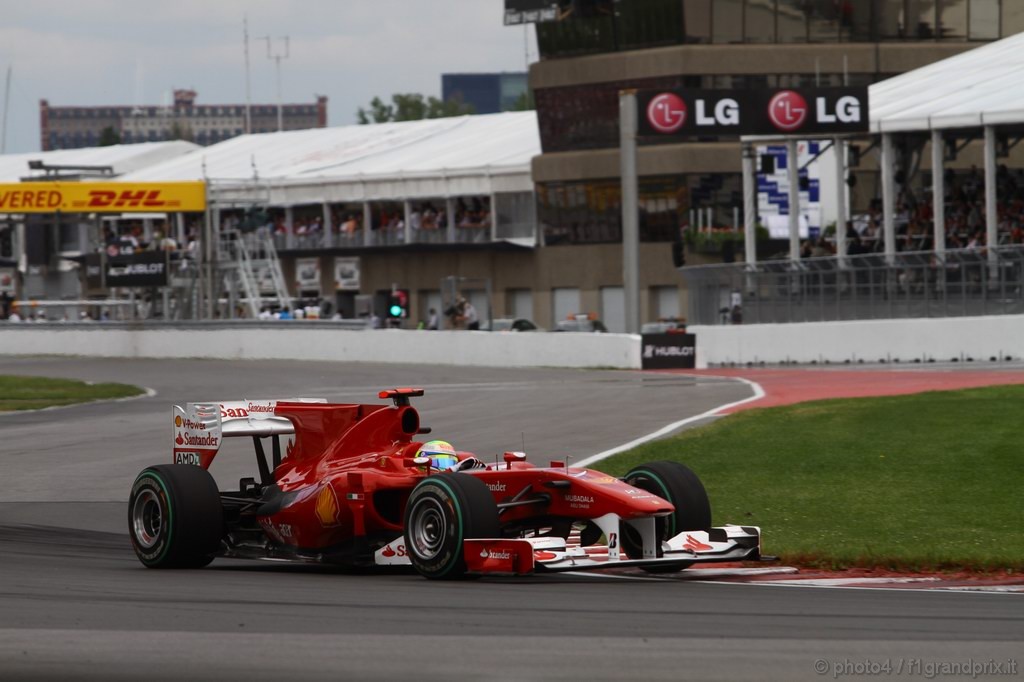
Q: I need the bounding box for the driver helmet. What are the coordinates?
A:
[416,440,458,471]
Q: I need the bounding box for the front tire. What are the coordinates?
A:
[128,464,224,568]
[621,461,711,572]
[403,474,499,580]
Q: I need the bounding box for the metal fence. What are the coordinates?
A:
[683,246,1024,325]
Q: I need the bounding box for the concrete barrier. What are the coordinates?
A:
[691,314,1024,367]
[0,323,642,370]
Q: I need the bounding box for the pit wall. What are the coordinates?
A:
[690,314,1024,367]
[0,325,642,370]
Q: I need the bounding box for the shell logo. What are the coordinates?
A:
[315,485,340,527]
[174,415,182,427]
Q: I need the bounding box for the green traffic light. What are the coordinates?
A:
[389,305,403,317]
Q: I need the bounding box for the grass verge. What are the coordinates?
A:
[0,375,145,411]
[599,385,1024,572]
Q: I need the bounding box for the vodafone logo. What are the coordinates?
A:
[646,93,687,134]
[768,90,808,132]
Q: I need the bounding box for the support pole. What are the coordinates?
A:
[619,90,640,335]
[284,205,294,249]
[834,137,847,266]
[881,133,896,264]
[446,196,457,244]
[362,201,372,247]
[787,138,800,262]
[984,125,998,274]
[403,199,412,244]
[931,129,945,258]
[322,201,333,248]
[741,143,757,266]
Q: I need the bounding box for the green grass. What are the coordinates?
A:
[600,386,1024,571]
[0,375,144,411]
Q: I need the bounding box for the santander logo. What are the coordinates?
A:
[646,93,687,134]
[768,90,808,132]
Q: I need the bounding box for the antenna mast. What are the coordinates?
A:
[1,66,11,154]
[243,15,252,134]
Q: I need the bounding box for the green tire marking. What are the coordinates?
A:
[422,478,464,578]
[630,469,675,539]
[141,469,174,565]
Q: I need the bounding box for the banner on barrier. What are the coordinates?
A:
[641,333,696,370]
[0,181,206,214]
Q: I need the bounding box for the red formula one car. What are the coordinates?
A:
[128,388,761,579]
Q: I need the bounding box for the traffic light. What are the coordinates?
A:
[387,289,409,319]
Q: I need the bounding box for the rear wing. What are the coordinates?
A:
[172,399,326,467]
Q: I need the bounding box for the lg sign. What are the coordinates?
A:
[637,87,868,137]
[647,93,740,133]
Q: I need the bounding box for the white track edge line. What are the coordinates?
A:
[574,375,765,468]
[0,386,157,418]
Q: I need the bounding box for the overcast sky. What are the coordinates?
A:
[0,0,537,153]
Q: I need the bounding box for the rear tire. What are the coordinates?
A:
[128,464,224,569]
[403,474,499,580]
[621,461,711,572]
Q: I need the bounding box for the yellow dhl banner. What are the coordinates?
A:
[0,181,206,214]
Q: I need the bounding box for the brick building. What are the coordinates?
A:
[40,89,327,151]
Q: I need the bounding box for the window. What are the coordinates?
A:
[1005,1,1024,36]
[652,286,681,320]
[712,0,744,43]
[745,0,776,43]
[806,0,841,42]
[683,0,712,42]
[507,289,534,321]
[552,288,581,325]
[904,0,937,39]
[600,286,625,332]
[969,0,1000,39]
[939,0,968,38]
[777,0,809,42]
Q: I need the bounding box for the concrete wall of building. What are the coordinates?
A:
[284,243,689,328]
[0,326,642,369]
[690,314,1024,368]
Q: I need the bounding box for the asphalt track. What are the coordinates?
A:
[0,358,1021,681]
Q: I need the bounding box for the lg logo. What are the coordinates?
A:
[646,93,687,134]
[768,90,808,132]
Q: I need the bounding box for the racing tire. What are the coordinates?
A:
[128,464,224,569]
[403,474,500,580]
[621,461,711,573]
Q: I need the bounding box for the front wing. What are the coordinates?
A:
[375,515,761,576]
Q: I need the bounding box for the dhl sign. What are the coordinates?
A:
[0,181,206,214]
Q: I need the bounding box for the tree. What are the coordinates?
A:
[357,93,474,124]
[98,126,121,146]
[511,90,535,111]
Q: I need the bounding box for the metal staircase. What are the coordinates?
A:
[218,229,292,316]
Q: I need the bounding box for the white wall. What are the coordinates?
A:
[691,314,1024,367]
[0,326,642,370]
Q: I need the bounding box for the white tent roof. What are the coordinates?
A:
[119,111,541,205]
[0,141,200,182]
[870,31,1024,133]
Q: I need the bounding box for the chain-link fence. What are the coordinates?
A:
[683,246,1024,325]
